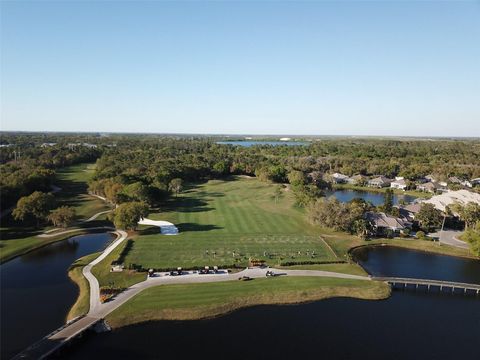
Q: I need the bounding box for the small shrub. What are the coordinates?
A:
[416,231,426,239]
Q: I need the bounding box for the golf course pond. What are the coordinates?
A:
[325,189,417,206]
[0,232,115,359]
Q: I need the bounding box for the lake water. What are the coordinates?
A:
[216,140,309,147]
[352,245,480,283]
[0,232,115,359]
[325,189,417,206]
[62,246,480,360]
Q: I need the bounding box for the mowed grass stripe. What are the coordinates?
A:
[125,178,334,269]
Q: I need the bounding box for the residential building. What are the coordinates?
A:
[367,176,391,188]
[397,203,421,222]
[347,174,367,185]
[365,212,409,236]
[390,177,407,191]
[331,173,350,184]
[421,189,480,212]
[416,181,438,193]
[425,174,436,183]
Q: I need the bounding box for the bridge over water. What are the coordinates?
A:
[373,277,480,295]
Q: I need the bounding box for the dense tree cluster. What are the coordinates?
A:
[416,204,443,232]
[12,191,55,226]
[1,135,101,209]
[307,197,372,237]
[113,202,149,230]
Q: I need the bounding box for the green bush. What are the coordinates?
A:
[416,231,426,239]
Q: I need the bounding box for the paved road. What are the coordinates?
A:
[83,209,113,222]
[38,226,115,238]
[430,230,469,249]
[83,230,128,312]
[87,265,370,319]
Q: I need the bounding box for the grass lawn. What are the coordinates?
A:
[91,236,146,288]
[55,163,111,220]
[122,177,339,270]
[0,163,112,263]
[106,276,390,328]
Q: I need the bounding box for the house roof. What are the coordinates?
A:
[417,181,437,190]
[369,176,391,184]
[332,173,349,180]
[366,212,407,230]
[421,190,480,212]
[392,179,407,186]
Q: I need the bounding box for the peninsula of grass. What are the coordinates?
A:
[67,252,100,320]
[106,276,391,328]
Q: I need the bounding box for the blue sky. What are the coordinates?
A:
[1,1,479,136]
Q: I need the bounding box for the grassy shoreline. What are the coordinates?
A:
[363,239,476,260]
[106,277,391,328]
[0,228,100,264]
[67,252,100,321]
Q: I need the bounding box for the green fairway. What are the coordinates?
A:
[122,178,339,270]
[55,163,111,220]
[106,276,390,327]
[0,163,111,263]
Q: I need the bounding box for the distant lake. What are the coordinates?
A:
[216,140,309,147]
[324,189,417,206]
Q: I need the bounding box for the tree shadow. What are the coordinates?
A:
[163,197,214,213]
[116,239,134,264]
[138,226,162,235]
[176,223,222,232]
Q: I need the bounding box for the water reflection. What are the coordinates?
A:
[65,292,480,360]
[353,245,480,283]
[0,232,114,359]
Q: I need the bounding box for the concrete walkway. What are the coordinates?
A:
[37,226,115,238]
[86,263,370,319]
[83,230,128,312]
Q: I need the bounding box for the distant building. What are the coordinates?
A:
[421,190,480,213]
[347,174,367,185]
[390,178,408,191]
[279,137,291,141]
[416,181,439,193]
[449,176,462,185]
[425,174,436,183]
[41,142,57,148]
[368,176,392,188]
[365,212,409,236]
[331,173,350,184]
[397,203,422,222]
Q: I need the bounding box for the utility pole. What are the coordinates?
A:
[439,213,447,246]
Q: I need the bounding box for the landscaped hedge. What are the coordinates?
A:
[280,260,347,266]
